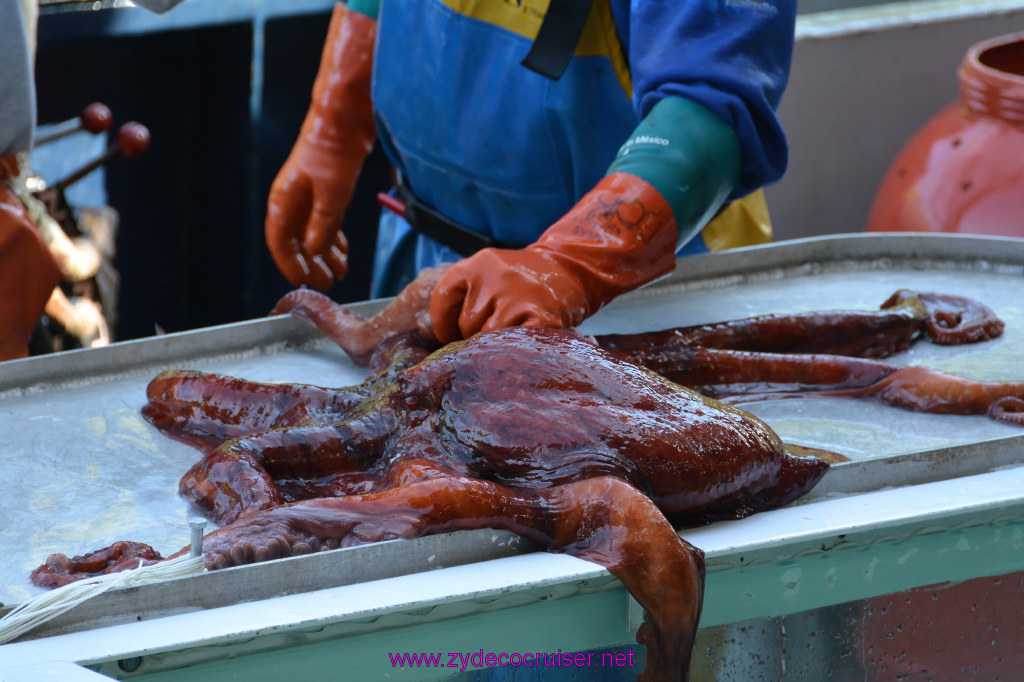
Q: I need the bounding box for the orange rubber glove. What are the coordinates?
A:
[265,3,377,291]
[430,173,677,344]
[0,182,61,361]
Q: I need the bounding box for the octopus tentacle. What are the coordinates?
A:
[598,308,926,361]
[196,475,539,564]
[537,477,704,682]
[272,263,449,366]
[625,347,897,397]
[989,397,1024,425]
[661,347,1024,422]
[365,332,436,381]
[143,370,364,452]
[181,418,396,524]
[845,365,1024,417]
[882,290,1004,345]
[598,290,1004,364]
[183,472,702,681]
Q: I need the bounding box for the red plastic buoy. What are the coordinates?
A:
[866,32,1024,237]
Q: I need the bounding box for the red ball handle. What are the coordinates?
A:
[80,102,113,135]
[115,122,151,159]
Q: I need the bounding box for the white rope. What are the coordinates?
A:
[0,555,204,645]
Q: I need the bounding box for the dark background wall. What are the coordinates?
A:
[35,6,390,343]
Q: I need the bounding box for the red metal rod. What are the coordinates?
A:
[52,122,150,190]
[376,191,406,217]
[34,103,113,147]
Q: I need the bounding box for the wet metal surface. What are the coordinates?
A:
[2,234,1023,612]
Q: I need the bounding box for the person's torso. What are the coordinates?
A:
[372,0,637,247]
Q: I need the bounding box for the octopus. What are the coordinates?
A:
[30,265,1024,682]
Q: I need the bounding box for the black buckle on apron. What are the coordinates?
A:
[377,183,513,258]
[520,0,596,81]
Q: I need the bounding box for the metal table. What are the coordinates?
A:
[2,233,1024,680]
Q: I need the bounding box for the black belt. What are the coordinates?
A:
[521,0,596,81]
[376,183,516,258]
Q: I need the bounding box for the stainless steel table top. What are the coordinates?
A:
[2,233,1022,610]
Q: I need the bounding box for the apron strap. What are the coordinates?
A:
[520,0,596,80]
[390,181,517,258]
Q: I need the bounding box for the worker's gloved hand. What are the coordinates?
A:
[265,4,377,291]
[429,173,678,344]
[0,183,61,361]
[430,97,745,344]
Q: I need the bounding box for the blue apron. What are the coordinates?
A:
[369,0,793,297]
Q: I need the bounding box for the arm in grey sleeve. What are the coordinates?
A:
[0,0,36,156]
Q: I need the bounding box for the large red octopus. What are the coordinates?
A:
[31,266,1024,682]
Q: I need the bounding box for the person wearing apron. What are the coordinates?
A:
[266,0,793,343]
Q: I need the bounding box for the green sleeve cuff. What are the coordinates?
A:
[607,97,742,249]
[346,0,380,19]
